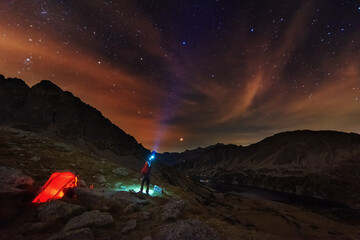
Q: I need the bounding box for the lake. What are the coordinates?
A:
[207,182,347,209]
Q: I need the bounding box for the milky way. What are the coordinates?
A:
[0,1,359,152]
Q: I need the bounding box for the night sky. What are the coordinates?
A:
[1,1,359,152]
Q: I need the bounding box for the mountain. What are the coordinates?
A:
[161,130,360,208]
[0,74,148,158]
[1,75,360,239]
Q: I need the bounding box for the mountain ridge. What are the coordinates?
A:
[0,74,149,158]
[160,130,360,208]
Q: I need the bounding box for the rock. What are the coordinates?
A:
[37,200,86,222]
[48,227,94,240]
[124,202,141,214]
[25,222,53,233]
[131,211,151,221]
[0,183,33,225]
[54,142,72,152]
[162,198,186,221]
[78,180,87,188]
[121,219,136,233]
[112,168,129,176]
[112,191,149,205]
[154,219,219,240]
[98,175,106,183]
[15,132,27,138]
[0,166,34,187]
[30,156,41,162]
[0,167,34,225]
[73,188,113,210]
[142,236,152,240]
[63,210,114,232]
[73,188,145,211]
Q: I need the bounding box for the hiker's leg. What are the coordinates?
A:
[146,178,150,194]
[140,178,145,193]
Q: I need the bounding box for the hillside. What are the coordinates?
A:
[0,74,148,158]
[161,130,360,208]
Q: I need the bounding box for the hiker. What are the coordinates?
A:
[140,152,154,194]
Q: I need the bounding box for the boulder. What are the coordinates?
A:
[25,222,53,233]
[112,191,149,205]
[124,202,141,214]
[97,175,106,183]
[162,198,186,221]
[37,200,86,222]
[130,211,151,221]
[48,227,94,240]
[63,210,114,232]
[154,219,219,240]
[73,188,146,211]
[0,180,34,225]
[121,219,136,233]
[0,166,34,187]
[73,188,114,211]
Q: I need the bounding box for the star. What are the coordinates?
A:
[180,138,184,142]
[182,41,186,45]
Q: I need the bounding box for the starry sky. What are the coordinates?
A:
[0,0,359,152]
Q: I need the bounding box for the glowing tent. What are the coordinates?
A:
[32,172,78,203]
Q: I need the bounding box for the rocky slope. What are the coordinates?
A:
[1,127,359,240]
[0,74,148,158]
[161,130,360,208]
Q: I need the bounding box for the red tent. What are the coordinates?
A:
[32,172,78,203]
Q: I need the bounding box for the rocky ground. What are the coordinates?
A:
[1,127,359,240]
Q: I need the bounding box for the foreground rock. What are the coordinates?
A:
[162,198,186,221]
[49,227,94,240]
[0,166,34,187]
[37,200,86,222]
[0,166,34,225]
[154,219,218,240]
[63,210,114,232]
[130,211,151,221]
[73,187,147,210]
[25,222,53,233]
[121,219,136,233]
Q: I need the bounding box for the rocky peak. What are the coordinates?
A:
[32,80,62,92]
[0,74,148,157]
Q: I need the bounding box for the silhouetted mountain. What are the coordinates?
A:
[0,74,148,157]
[161,130,360,208]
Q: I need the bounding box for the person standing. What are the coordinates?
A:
[140,152,154,194]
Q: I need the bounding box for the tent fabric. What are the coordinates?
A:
[32,172,78,203]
